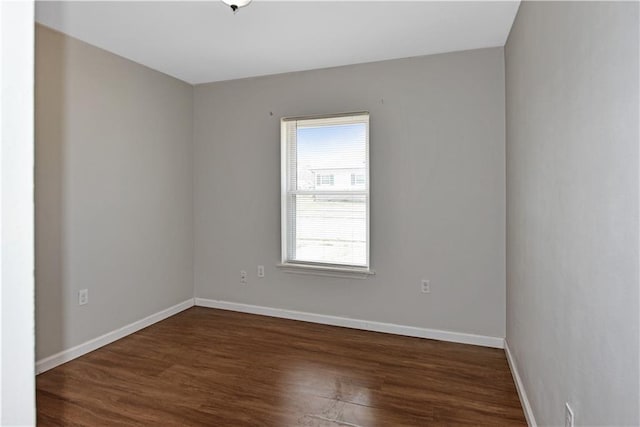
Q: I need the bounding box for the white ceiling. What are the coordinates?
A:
[36,1,520,85]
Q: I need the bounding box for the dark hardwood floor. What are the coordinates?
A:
[37,307,526,426]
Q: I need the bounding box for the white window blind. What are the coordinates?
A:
[281,112,370,270]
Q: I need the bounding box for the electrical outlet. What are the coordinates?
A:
[565,403,574,427]
[421,280,430,294]
[78,289,88,305]
[257,265,265,278]
[240,270,247,284]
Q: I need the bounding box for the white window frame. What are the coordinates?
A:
[279,112,373,278]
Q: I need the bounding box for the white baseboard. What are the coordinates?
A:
[505,340,537,427]
[36,298,195,374]
[194,298,504,349]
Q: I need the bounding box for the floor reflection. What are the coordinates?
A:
[276,360,375,426]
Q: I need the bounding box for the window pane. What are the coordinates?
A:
[296,124,367,191]
[293,194,367,267]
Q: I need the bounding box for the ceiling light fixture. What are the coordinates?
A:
[222,0,252,13]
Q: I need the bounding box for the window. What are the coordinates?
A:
[316,174,335,186]
[281,112,370,273]
[351,174,365,186]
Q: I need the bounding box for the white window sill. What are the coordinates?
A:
[276,263,375,279]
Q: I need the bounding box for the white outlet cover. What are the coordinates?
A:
[78,289,88,305]
[421,280,431,293]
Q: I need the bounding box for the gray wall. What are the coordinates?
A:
[505,2,639,426]
[194,48,506,339]
[35,25,194,360]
